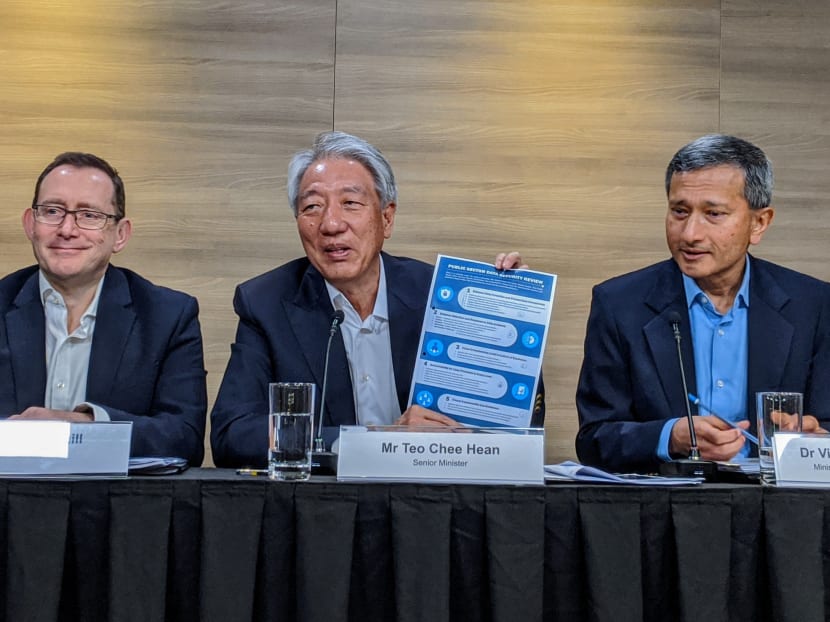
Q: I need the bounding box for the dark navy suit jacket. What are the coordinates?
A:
[0,265,208,465]
[576,256,830,473]
[210,253,433,467]
[210,252,546,468]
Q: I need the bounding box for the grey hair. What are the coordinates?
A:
[287,131,397,216]
[664,134,774,210]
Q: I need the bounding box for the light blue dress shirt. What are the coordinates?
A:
[657,259,751,460]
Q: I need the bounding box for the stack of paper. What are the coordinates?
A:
[545,461,703,486]
[128,457,188,475]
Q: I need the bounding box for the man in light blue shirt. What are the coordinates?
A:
[577,135,830,473]
[655,262,751,461]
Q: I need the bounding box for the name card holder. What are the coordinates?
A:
[0,421,132,478]
[336,426,544,485]
[773,432,830,487]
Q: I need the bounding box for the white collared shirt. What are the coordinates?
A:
[40,271,109,420]
[325,258,400,425]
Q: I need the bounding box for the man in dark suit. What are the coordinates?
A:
[576,134,830,473]
[0,152,207,465]
[211,131,539,467]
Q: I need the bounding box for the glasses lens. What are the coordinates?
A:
[75,210,109,229]
[35,205,65,224]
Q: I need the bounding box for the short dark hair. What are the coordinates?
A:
[33,152,126,219]
[665,134,773,210]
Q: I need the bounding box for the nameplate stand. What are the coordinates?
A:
[337,426,544,485]
[0,421,132,477]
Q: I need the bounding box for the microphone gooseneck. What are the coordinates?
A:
[667,311,701,460]
[659,311,718,480]
[315,310,345,451]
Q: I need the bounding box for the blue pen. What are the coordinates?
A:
[687,393,759,445]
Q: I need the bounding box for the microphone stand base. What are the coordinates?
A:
[659,459,718,480]
[311,451,338,476]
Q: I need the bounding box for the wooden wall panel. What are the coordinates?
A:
[0,0,337,464]
[334,0,721,461]
[722,0,830,282]
[1,1,827,465]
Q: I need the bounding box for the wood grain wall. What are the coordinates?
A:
[1,0,827,465]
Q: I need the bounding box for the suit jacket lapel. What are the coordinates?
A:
[643,261,699,417]
[88,266,136,401]
[385,254,428,411]
[747,256,793,399]
[283,264,355,426]
[6,273,48,411]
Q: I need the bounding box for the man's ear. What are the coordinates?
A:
[22,208,36,241]
[112,218,133,253]
[749,206,774,246]
[382,202,396,239]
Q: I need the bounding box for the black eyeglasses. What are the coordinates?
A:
[32,204,118,230]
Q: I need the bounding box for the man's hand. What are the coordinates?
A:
[769,410,802,431]
[395,405,459,428]
[770,410,829,434]
[798,414,828,434]
[494,251,528,270]
[9,406,94,422]
[669,415,747,461]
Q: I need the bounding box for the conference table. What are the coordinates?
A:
[0,469,826,622]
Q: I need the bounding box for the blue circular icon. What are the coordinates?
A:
[521,331,540,348]
[426,339,444,356]
[511,383,529,401]
[416,390,434,407]
[436,286,454,303]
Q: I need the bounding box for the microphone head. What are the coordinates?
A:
[667,311,683,326]
[333,310,345,326]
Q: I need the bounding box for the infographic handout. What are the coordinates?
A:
[407,255,557,428]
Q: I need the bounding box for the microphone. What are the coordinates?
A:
[312,309,345,474]
[658,311,717,480]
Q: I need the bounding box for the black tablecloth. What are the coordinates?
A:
[0,471,826,622]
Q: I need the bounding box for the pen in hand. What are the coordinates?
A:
[687,393,759,445]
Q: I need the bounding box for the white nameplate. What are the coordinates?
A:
[0,421,71,457]
[336,426,544,485]
[0,421,132,477]
[773,432,830,487]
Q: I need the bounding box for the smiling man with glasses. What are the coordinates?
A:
[0,152,207,465]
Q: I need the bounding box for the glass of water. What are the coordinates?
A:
[268,382,315,481]
[756,391,802,485]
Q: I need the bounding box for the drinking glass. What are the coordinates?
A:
[756,391,802,484]
[268,382,315,481]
